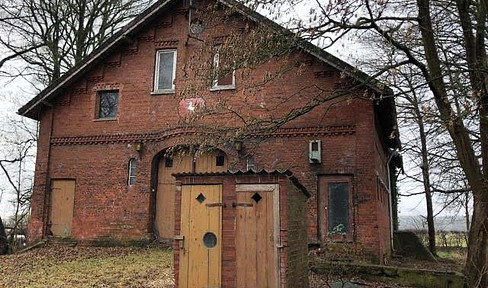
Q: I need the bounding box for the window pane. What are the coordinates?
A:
[218,71,233,86]
[328,182,349,234]
[98,91,118,118]
[216,155,225,166]
[157,52,174,90]
[128,159,136,186]
[165,157,173,167]
[246,156,255,170]
[213,47,234,87]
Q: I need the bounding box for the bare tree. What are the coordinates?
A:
[0,0,155,86]
[0,114,37,251]
[0,216,7,254]
[230,0,488,286]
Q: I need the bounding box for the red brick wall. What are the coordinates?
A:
[285,179,309,287]
[27,0,393,263]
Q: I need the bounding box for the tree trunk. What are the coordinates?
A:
[0,216,8,255]
[465,191,470,233]
[412,93,437,255]
[417,0,488,286]
[464,185,488,287]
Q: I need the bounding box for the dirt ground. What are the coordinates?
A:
[0,244,464,287]
[0,244,174,288]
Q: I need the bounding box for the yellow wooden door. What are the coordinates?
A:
[50,180,75,237]
[194,150,227,173]
[156,149,227,239]
[156,154,193,239]
[179,185,222,288]
[235,184,280,288]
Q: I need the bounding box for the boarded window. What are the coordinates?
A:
[328,182,349,234]
[128,158,137,186]
[154,50,176,92]
[97,90,118,119]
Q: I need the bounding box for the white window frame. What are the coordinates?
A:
[246,156,255,171]
[211,46,235,91]
[153,50,177,94]
[128,158,137,186]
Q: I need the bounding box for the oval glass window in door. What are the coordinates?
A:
[203,232,217,248]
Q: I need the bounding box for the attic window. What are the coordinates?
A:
[246,156,255,170]
[165,157,173,168]
[154,50,177,93]
[211,45,235,91]
[216,155,225,166]
[97,90,118,119]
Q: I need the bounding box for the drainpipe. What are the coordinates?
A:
[386,149,399,253]
[41,106,54,239]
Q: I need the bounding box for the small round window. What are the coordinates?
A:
[203,232,217,248]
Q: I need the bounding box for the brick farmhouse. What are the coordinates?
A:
[19,0,401,264]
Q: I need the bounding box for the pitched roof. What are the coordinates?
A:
[17,0,399,148]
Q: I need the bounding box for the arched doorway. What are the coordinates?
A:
[154,146,228,240]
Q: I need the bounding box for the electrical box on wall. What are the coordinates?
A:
[309,140,322,163]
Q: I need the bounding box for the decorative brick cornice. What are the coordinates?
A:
[139,36,155,42]
[155,39,179,48]
[314,71,335,78]
[71,87,88,94]
[123,47,138,56]
[266,125,355,138]
[86,75,104,83]
[93,82,123,91]
[50,125,356,146]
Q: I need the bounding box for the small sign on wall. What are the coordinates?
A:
[178,97,205,118]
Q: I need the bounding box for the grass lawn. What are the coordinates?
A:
[0,244,174,288]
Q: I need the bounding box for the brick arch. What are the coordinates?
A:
[149,142,236,240]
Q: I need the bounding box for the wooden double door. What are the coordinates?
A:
[178,184,280,288]
[155,150,227,239]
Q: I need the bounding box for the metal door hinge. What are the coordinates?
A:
[205,202,226,208]
[174,235,185,254]
[232,202,253,207]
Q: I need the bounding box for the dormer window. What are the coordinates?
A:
[211,45,235,91]
[154,50,177,93]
